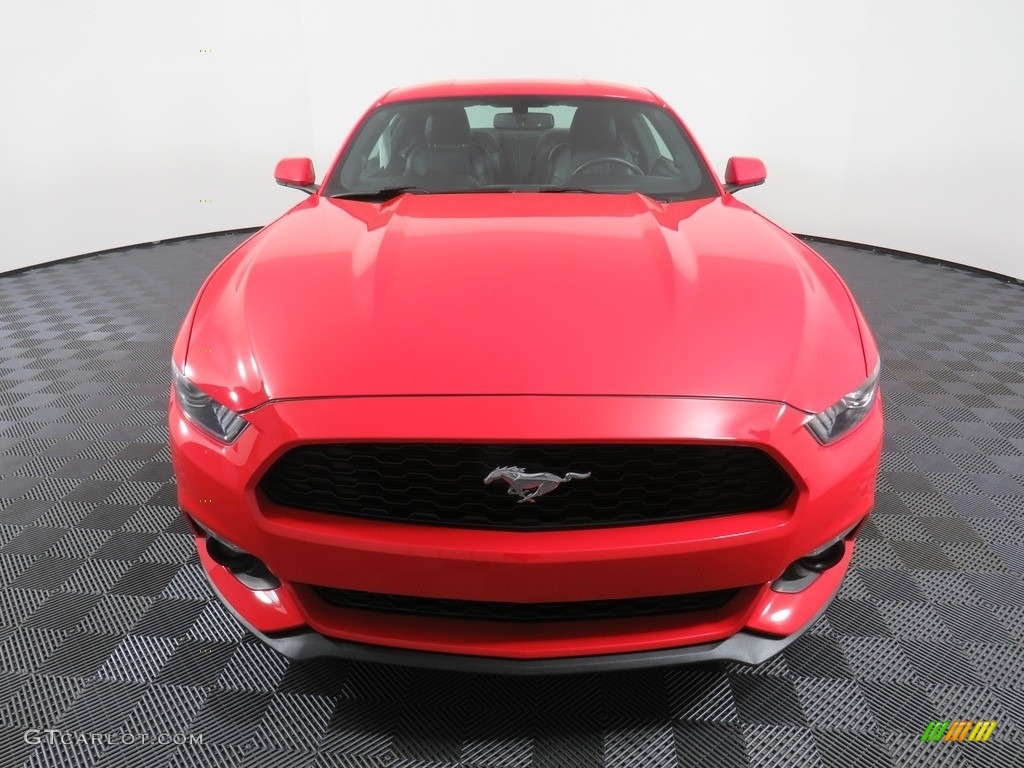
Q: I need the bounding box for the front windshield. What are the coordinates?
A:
[325,96,719,202]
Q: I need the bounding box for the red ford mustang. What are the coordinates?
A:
[169,81,882,673]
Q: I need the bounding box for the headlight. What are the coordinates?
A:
[172,367,248,443]
[806,362,879,445]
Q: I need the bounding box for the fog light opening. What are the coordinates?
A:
[798,540,846,572]
[772,519,862,594]
[200,528,281,591]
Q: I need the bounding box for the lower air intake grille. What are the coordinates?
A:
[309,586,740,623]
[260,443,793,531]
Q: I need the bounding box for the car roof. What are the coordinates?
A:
[379,80,663,105]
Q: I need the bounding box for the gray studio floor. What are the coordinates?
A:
[0,234,1022,767]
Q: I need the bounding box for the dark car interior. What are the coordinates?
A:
[329,97,717,201]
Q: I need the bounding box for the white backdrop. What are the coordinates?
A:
[2,0,1022,279]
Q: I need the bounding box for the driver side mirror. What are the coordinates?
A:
[723,156,766,193]
[275,157,317,194]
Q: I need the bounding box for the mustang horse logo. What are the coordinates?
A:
[484,466,591,503]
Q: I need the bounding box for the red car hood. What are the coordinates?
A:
[186,193,867,413]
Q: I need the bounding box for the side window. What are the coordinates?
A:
[465,105,501,130]
[641,109,705,188]
[546,105,577,129]
[367,134,385,168]
[364,115,399,177]
[640,114,672,160]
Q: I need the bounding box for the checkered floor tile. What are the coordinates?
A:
[0,234,1021,767]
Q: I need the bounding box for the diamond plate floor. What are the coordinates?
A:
[0,234,1022,768]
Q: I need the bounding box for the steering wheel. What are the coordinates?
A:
[569,156,645,178]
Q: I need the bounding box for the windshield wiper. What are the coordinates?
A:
[329,185,525,201]
[534,187,604,194]
[538,188,693,202]
[329,186,429,202]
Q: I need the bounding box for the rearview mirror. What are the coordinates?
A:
[275,157,317,194]
[723,156,766,193]
[493,112,555,130]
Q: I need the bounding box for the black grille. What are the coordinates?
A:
[309,586,740,623]
[260,443,793,531]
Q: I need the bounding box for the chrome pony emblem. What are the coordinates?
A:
[484,466,591,503]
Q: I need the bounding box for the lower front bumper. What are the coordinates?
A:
[207,570,831,675]
[199,532,850,674]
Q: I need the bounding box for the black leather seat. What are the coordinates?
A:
[471,130,502,182]
[406,108,492,187]
[381,112,426,176]
[528,129,569,183]
[547,106,638,185]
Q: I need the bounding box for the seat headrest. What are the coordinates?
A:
[570,107,618,148]
[392,113,426,154]
[425,109,471,148]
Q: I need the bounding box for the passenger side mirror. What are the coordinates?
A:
[275,157,317,194]
[723,156,766,193]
